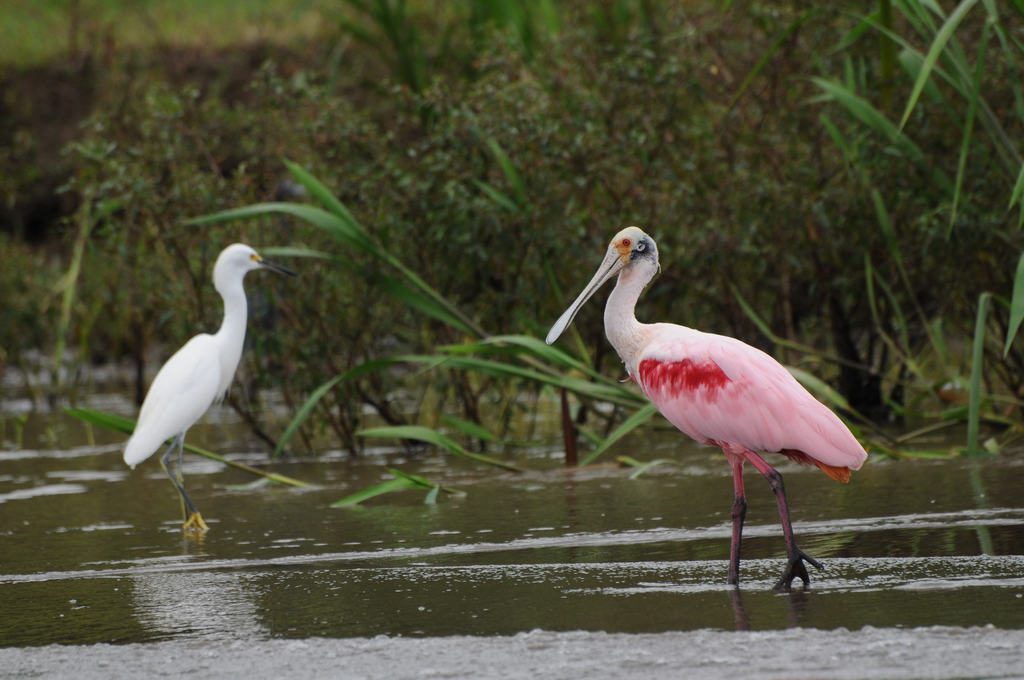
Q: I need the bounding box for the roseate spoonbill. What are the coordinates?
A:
[124,244,294,533]
[545,226,867,589]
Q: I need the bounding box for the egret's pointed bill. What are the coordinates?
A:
[260,260,297,276]
[545,247,625,345]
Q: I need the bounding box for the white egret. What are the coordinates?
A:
[124,243,294,532]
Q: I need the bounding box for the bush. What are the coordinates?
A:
[5,1,1023,455]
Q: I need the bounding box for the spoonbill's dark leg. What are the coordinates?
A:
[744,450,822,590]
[159,434,208,533]
[726,453,747,586]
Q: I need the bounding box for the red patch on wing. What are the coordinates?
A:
[639,358,731,400]
[780,448,852,484]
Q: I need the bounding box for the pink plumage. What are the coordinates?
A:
[634,325,866,482]
[545,226,868,589]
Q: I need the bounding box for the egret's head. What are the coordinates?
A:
[545,226,660,345]
[214,243,295,293]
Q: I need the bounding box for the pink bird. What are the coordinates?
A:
[546,226,867,589]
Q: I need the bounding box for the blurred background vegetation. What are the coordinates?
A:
[3,0,1024,461]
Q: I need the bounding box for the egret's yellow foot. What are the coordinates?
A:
[183,512,209,533]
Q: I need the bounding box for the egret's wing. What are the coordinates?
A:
[635,324,866,471]
[124,334,222,467]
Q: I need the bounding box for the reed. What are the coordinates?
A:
[813,0,1024,454]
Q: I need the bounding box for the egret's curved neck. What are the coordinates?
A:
[213,272,249,391]
[216,278,248,341]
[604,260,656,363]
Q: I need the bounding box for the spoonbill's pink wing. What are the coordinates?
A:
[634,324,866,480]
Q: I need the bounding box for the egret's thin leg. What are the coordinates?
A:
[159,434,207,533]
[176,432,185,485]
[744,450,822,591]
[159,436,186,521]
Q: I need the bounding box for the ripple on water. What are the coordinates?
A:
[0,483,87,504]
[46,470,127,483]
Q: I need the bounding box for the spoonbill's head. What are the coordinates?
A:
[213,243,295,293]
[545,226,658,345]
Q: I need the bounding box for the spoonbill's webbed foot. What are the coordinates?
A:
[774,548,823,591]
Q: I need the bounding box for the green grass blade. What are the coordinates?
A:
[440,334,607,382]
[440,415,496,442]
[948,13,988,233]
[376,276,474,334]
[899,0,980,129]
[273,358,405,457]
[399,353,645,406]
[966,292,992,456]
[357,425,522,471]
[868,259,914,361]
[386,467,444,490]
[896,48,948,106]
[786,367,851,410]
[1003,252,1024,356]
[260,246,334,260]
[274,374,345,458]
[330,468,461,508]
[616,455,674,479]
[65,407,134,436]
[473,179,521,213]
[485,137,526,206]
[187,202,370,254]
[65,408,311,487]
[581,402,658,465]
[1009,163,1024,227]
[863,254,920,377]
[330,477,417,507]
[835,7,879,52]
[284,158,358,225]
[812,77,924,161]
[819,114,854,165]
[871,189,905,268]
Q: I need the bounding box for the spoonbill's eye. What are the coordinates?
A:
[636,241,646,252]
[622,238,631,247]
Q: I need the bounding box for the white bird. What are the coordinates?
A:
[124,243,294,532]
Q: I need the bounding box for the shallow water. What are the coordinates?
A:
[1,401,1024,676]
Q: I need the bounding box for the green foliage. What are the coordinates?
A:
[5,0,1024,466]
[0,236,61,388]
[816,0,1024,453]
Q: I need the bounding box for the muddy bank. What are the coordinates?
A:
[2,627,1023,680]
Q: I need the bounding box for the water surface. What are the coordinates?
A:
[1,403,1023,676]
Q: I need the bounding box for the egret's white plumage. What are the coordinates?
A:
[124,243,293,531]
